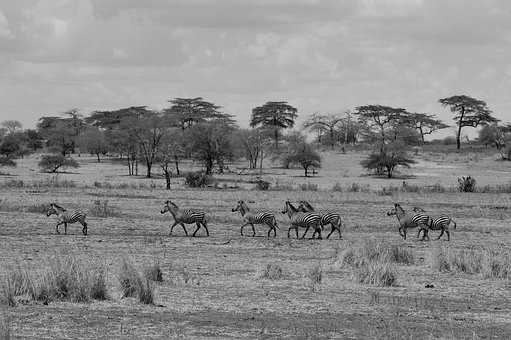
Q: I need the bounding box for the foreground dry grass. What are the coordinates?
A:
[0,153,510,339]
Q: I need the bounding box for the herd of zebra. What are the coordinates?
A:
[46,201,456,241]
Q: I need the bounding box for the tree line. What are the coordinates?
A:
[0,94,508,181]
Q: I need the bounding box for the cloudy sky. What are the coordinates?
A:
[0,0,510,136]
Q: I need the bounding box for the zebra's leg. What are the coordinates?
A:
[417,228,423,239]
[180,223,189,236]
[81,221,88,236]
[192,222,201,237]
[169,221,179,235]
[337,220,343,239]
[403,228,407,240]
[250,223,256,237]
[398,227,404,238]
[287,226,296,238]
[55,222,61,234]
[326,223,335,239]
[64,223,67,235]
[301,226,310,239]
[316,225,323,240]
[202,220,210,237]
[436,229,444,240]
[240,223,249,236]
[445,230,450,241]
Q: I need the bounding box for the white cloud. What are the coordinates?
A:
[0,10,13,39]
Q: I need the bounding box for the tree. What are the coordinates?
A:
[24,129,44,152]
[439,95,499,150]
[361,142,416,178]
[164,97,227,130]
[78,127,109,162]
[303,113,343,148]
[37,114,82,155]
[283,142,321,177]
[189,120,236,175]
[0,135,20,167]
[129,109,167,178]
[405,113,449,144]
[354,105,406,149]
[157,129,187,189]
[1,120,22,134]
[250,101,298,149]
[38,154,79,173]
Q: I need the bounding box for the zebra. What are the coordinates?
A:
[297,201,343,239]
[160,200,209,237]
[46,203,88,235]
[386,203,432,240]
[281,201,322,239]
[231,200,279,237]
[413,207,457,241]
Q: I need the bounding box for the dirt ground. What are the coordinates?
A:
[1,152,510,339]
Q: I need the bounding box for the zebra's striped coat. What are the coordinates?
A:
[387,203,431,240]
[282,201,322,239]
[297,201,342,239]
[161,200,209,237]
[232,200,278,237]
[46,203,88,235]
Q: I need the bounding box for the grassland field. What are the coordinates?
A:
[0,149,511,339]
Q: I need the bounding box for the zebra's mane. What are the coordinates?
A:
[167,200,178,209]
[240,200,250,212]
[300,201,315,211]
[394,203,404,214]
[52,203,66,211]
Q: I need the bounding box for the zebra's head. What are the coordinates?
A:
[297,201,314,213]
[161,200,176,214]
[413,206,426,213]
[231,200,245,213]
[282,201,298,216]
[387,203,405,216]
[46,204,59,217]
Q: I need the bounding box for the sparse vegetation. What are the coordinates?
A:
[184,171,211,188]
[258,263,285,280]
[144,262,163,282]
[356,260,397,287]
[117,258,155,304]
[458,176,477,192]
[89,200,121,218]
[38,154,80,173]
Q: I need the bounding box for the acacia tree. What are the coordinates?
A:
[404,113,449,144]
[439,95,499,150]
[353,105,406,149]
[78,127,108,162]
[157,129,187,189]
[283,142,321,177]
[361,141,416,178]
[164,97,226,130]
[303,113,343,148]
[478,123,511,151]
[250,101,298,149]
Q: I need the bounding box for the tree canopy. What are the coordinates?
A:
[250,101,298,149]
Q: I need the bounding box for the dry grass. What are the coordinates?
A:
[144,262,163,282]
[429,246,511,280]
[118,258,155,304]
[89,200,122,218]
[307,264,323,291]
[0,313,11,340]
[1,256,107,305]
[356,260,397,287]
[339,239,414,268]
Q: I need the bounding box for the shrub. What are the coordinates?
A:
[38,154,79,173]
[137,278,155,305]
[254,178,270,191]
[258,263,284,280]
[339,240,414,267]
[331,182,343,192]
[361,142,415,178]
[283,142,321,177]
[144,262,163,282]
[458,176,476,192]
[184,171,211,188]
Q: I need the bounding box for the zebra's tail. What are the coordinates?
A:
[272,216,280,229]
[452,219,457,229]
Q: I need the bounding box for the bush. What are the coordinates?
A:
[184,171,211,188]
[38,154,79,173]
[258,263,284,280]
[339,240,414,267]
[254,178,270,191]
[361,143,415,178]
[458,176,476,192]
[442,136,457,145]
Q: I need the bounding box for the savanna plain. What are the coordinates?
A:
[1,149,511,339]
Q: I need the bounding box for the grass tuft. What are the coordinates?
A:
[117,258,156,304]
[144,262,163,282]
[258,263,285,280]
[89,200,121,218]
[356,260,397,287]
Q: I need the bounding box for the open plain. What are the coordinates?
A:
[1,150,510,339]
